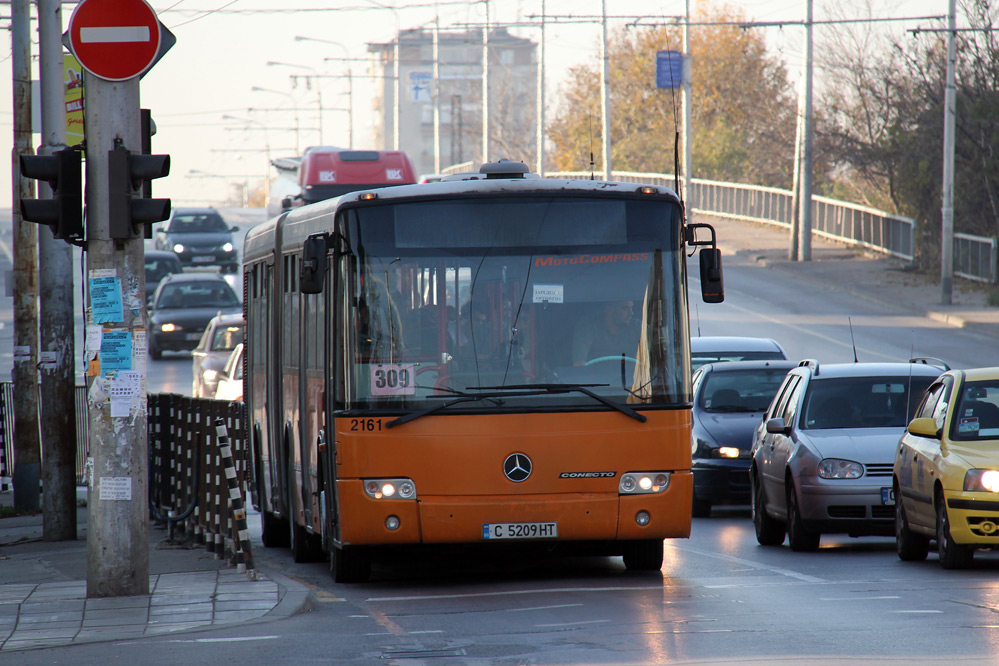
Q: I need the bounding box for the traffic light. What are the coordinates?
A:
[108,147,171,239]
[19,148,84,240]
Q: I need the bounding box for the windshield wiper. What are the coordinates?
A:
[386,393,508,429]
[471,383,648,423]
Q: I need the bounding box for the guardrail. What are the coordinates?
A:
[548,170,998,283]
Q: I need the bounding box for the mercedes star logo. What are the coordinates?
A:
[503,453,532,482]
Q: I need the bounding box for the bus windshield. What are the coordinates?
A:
[339,195,690,413]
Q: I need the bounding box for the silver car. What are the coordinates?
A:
[749,359,945,551]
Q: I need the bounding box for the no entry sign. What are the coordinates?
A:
[68,0,161,81]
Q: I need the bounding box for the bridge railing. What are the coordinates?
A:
[548,171,997,283]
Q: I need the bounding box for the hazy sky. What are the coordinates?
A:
[0,0,947,208]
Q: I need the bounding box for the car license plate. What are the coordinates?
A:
[185,333,202,341]
[881,487,895,505]
[482,522,557,540]
[192,256,215,263]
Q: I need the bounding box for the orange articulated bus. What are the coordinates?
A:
[242,160,725,582]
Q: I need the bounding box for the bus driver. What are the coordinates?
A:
[572,300,636,365]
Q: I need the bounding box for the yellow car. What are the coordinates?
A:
[894,367,999,568]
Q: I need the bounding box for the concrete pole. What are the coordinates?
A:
[535,0,545,175]
[37,0,77,541]
[600,0,612,180]
[433,6,441,173]
[393,28,401,150]
[798,0,814,261]
[940,0,957,305]
[346,67,354,149]
[481,0,490,163]
[682,0,692,207]
[85,74,149,598]
[11,0,41,512]
[789,67,805,261]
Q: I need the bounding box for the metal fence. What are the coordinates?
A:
[549,170,998,283]
[0,386,249,560]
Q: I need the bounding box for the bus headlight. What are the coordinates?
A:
[619,472,670,494]
[364,478,417,499]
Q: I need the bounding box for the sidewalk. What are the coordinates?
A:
[701,215,999,340]
[0,492,310,652]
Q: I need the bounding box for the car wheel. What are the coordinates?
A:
[691,495,712,518]
[895,494,929,561]
[752,470,785,546]
[622,539,664,571]
[149,339,162,361]
[331,545,371,583]
[786,480,820,552]
[936,493,973,569]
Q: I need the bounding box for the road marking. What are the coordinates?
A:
[892,610,944,614]
[158,636,280,644]
[820,596,901,601]
[408,630,444,634]
[535,619,610,628]
[508,603,583,612]
[366,586,666,603]
[668,544,826,583]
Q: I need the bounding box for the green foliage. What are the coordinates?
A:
[548,4,796,187]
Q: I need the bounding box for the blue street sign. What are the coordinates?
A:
[656,50,683,90]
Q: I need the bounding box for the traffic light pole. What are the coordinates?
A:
[37,0,78,542]
[84,74,149,597]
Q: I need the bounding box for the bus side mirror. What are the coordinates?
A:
[300,234,329,294]
[699,248,724,303]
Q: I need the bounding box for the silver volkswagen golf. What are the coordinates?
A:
[749,359,945,551]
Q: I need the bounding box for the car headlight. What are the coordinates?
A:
[714,446,742,459]
[364,478,417,500]
[160,323,177,332]
[223,242,234,252]
[619,472,670,494]
[964,469,999,493]
[203,369,218,382]
[818,458,864,479]
[172,243,185,253]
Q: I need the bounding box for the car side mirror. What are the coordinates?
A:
[907,417,941,439]
[230,225,240,232]
[765,417,790,435]
[281,196,293,212]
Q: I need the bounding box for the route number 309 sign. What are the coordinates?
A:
[369,363,416,396]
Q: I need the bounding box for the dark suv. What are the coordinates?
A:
[154,208,239,273]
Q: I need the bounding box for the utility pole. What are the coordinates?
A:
[681,0,692,207]
[940,0,956,305]
[600,0,612,180]
[789,64,805,261]
[11,0,41,512]
[37,0,78,541]
[67,0,172,597]
[798,0,814,261]
[482,0,490,163]
[536,0,546,175]
[433,3,441,174]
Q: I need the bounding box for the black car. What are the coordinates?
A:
[144,249,183,292]
[147,273,242,360]
[154,208,240,273]
[690,359,797,517]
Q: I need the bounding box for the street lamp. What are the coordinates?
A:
[267,61,326,145]
[295,36,358,149]
[222,114,273,200]
[250,86,301,153]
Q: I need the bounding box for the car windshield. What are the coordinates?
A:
[337,195,690,412]
[156,281,239,309]
[700,367,791,413]
[145,257,181,284]
[950,380,999,441]
[170,213,228,233]
[801,375,936,429]
[211,324,244,351]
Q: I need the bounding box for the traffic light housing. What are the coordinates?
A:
[108,147,171,239]
[19,148,84,240]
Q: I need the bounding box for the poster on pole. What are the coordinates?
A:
[64,54,85,146]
